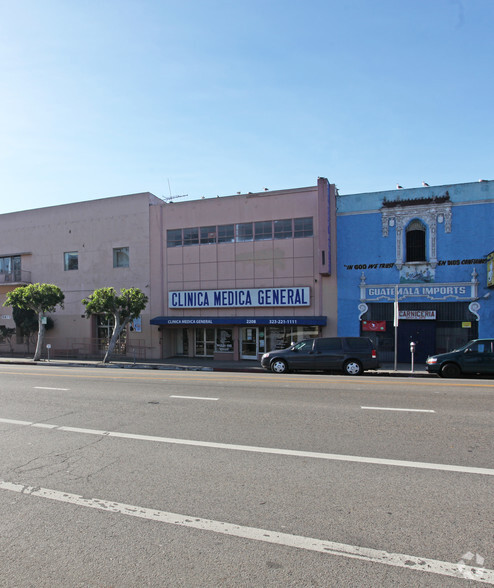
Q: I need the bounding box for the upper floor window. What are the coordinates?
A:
[218,224,234,243]
[64,251,78,271]
[200,226,217,244]
[236,222,253,242]
[167,229,182,248]
[406,220,426,262]
[254,221,273,241]
[183,227,199,246]
[294,217,313,238]
[274,219,293,239]
[166,216,314,248]
[0,255,21,282]
[113,247,129,268]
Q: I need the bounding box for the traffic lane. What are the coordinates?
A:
[0,368,493,469]
[1,363,493,402]
[0,491,466,588]
[0,420,492,569]
[0,370,493,471]
[1,364,493,405]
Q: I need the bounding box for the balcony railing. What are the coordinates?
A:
[0,270,32,285]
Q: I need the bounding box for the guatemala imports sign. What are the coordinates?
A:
[169,287,310,309]
[361,281,477,302]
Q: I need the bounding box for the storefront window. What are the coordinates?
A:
[215,329,233,352]
[265,326,319,351]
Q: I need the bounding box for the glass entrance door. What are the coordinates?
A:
[195,327,215,357]
[240,327,263,360]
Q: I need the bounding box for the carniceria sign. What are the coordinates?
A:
[399,310,436,320]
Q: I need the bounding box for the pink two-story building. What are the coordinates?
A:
[0,177,337,361]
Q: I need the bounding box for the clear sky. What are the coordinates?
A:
[0,0,492,214]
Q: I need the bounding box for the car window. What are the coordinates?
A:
[469,341,493,354]
[293,340,314,352]
[345,338,371,351]
[315,338,343,352]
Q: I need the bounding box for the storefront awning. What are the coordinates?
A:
[150,316,327,326]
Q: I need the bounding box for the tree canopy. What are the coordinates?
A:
[82,287,148,363]
[4,283,64,360]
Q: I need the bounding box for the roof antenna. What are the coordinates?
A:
[163,179,188,203]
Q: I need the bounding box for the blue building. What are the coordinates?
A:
[336,181,493,363]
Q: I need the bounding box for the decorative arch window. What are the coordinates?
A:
[381,195,452,269]
[406,220,426,262]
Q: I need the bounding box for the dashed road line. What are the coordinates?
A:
[361,406,435,413]
[170,395,219,400]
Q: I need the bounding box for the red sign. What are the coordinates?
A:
[362,320,386,332]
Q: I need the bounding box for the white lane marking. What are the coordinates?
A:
[0,481,492,584]
[1,417,493,477]
[170,395,219,401]
[34,387,70,391]
[361,406,436,413]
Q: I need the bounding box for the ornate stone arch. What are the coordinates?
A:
[381,194,452,269]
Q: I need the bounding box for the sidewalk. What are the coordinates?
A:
[0,355,431,377]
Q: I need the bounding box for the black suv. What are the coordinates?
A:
[426,338,494,377]
[260,337,379,375]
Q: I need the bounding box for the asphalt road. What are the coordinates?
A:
[0,364,493,587]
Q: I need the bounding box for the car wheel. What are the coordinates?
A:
[440,362,461,378]
[343,360,363,376]
[271,359,288,374]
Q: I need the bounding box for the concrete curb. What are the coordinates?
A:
[0,358,433,377]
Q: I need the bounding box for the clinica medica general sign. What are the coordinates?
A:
[169,287,310,309]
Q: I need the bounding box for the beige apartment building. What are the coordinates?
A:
[0,178,337,361]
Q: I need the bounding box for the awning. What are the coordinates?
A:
[150,315,327,326]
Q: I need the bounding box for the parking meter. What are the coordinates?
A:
[410,341,416,372]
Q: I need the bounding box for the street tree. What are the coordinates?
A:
[82,287,148,363]
[4,283,64,361]
[12,307,54,354]
[0,326,16,354]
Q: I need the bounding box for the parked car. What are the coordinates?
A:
[425,338,494,377]
[260,337,379,375]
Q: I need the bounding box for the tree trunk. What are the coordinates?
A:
[33,314,46,361]
[103,317,129,363]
